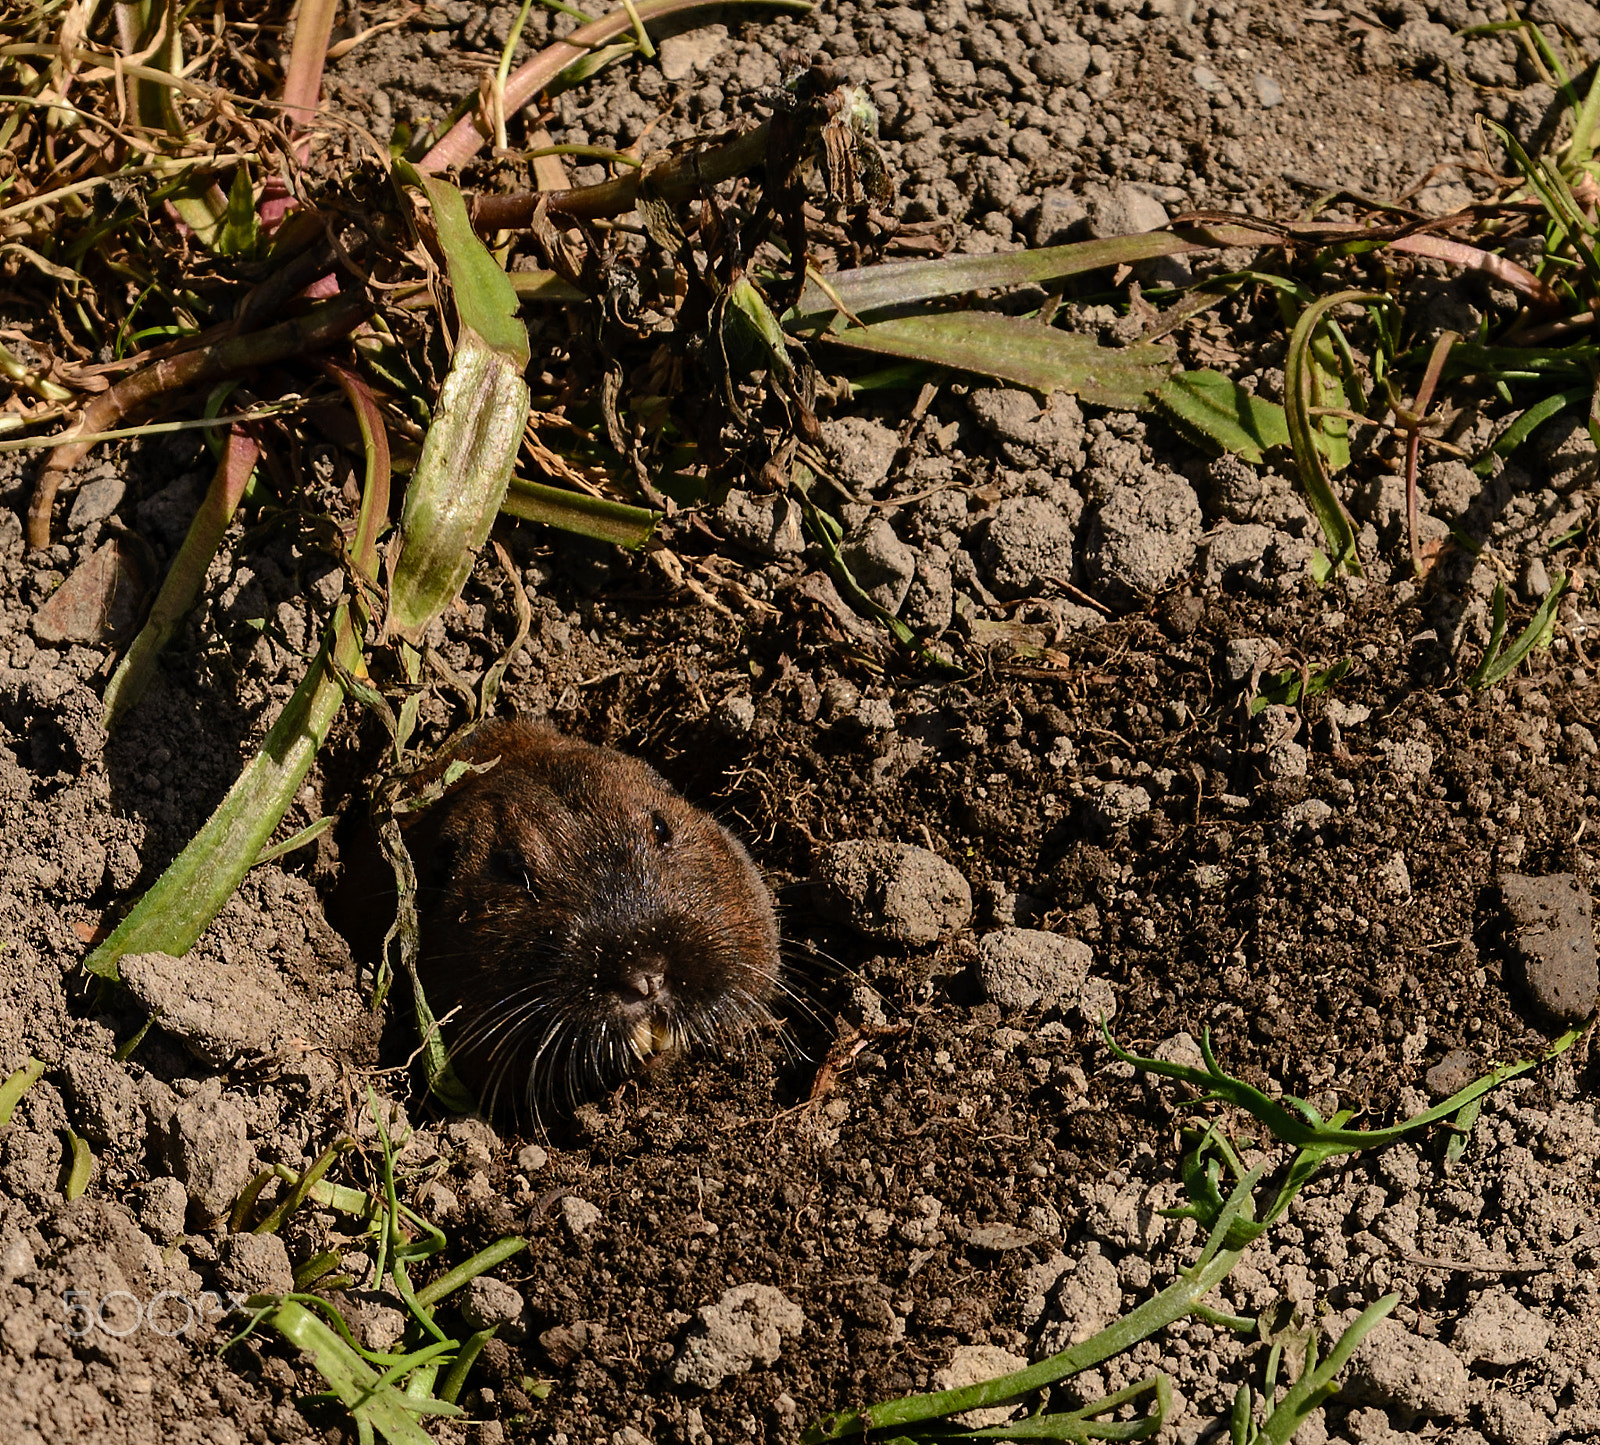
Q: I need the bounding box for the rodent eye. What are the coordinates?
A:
[649,810,673,847]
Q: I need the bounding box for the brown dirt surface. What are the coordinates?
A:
[2,3,1599,1445]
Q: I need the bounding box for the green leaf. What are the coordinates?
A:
[63,1128,94,1200]
[1284,291,1378,575]
[1307,328,1351,471]
[786,232,1215,332]
[819,312,1174,408]
[1468,572,1569,689]
[1248,660,1352,716]
[217,165,261,259]
[389,329,530,641]
[397,163,531,369]
[0,1057,45,1126]
[500,477,656,548]
[1155,370,1289,462]
[1472,387,1588,475]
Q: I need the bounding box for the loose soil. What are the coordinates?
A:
[1,3,1598,1445]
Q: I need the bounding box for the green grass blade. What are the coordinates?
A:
[501,476,657,546]
[1468,571,1568,689]
[804,1173,1258,1439]
[1105,1023,1582,1155]
[413,1236,529,1308]
[1284,291,1378,574]
[252,1299,449,1444]
[84,613,361,982]
[1471,387,1587,475]
[83,371,392,981]
[0,1057,46,1126]
[786,233,1207,331]
[817,312,1173,408]
[63,1128,94,1199]
[1155,369,1289,463]
[1258,1295,1399,1445]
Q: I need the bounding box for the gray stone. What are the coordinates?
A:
[164,1090,257,1223]
[1265,741,1309,782]
[460,1276,527,1340]
[1381,738,1435,777]
[933,1345,1030,1429]
[1199,522,1279,592]
[1452,1288,1552,1367]
[1081,469,1201,601]
[1499,872,1598,1023]
[560,1196,602,1237]
[61,1046,143,1149]
[672,1283,804,1390]
[216,1232,294,1298]
[1086,185,1170,240]
[904,546,955,635]
[1254,72,1284,107]
[1343,1317,1470,1421]
[121,951,291,1067]
[1375,853,1412,900]
[1032,186,1089,247]
[1089,783,1151,829]
[1052,1250,1123,1345]
[67,476,126,530]
[815,839,972,945]
[966,389,1085,470]
[841,517,916,614]
[977,929,1093,1013]
[657,24,726,81]
[1424,1049,1479,1100]
[132,1177,188,1243]
[821,415,900,492]
[978,495,1077,599]
[718,491,804,556]
[1031,41,1091,86]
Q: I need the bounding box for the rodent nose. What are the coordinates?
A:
[621,964,666,1002]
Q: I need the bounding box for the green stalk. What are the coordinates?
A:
[805,1168,1267,1440]
[247,1299,448,1443]
[83,366,390,980]
[501,475,656,545]
[1283,291,1378,575]
[102,421,261,729]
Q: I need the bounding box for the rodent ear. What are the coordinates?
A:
[424,830,462,892]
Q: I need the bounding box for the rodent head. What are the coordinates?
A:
[414,723,780,1120]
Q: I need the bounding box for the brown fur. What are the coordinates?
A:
[339,720,780,1118]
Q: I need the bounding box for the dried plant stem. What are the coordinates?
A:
[467,121,772,227]
[27,292,368,549]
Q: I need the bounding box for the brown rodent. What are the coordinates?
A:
[357,719,781,1119]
